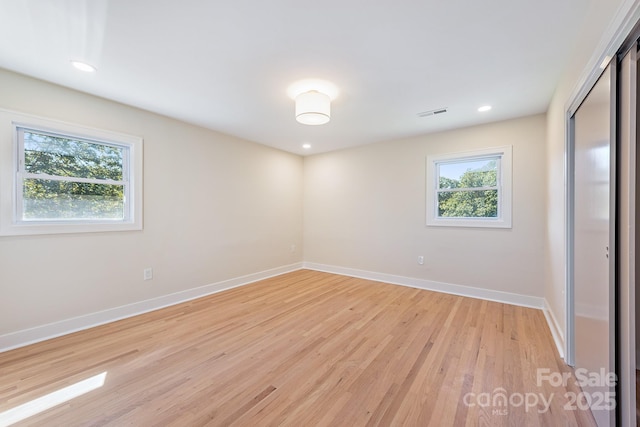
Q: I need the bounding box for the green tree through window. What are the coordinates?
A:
[437,159,498,218]
[21,130,126,220]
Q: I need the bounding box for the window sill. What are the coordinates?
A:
[0,221,143,237]
[427,217,512,229]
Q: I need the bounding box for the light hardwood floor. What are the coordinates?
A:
[0,270,596,426]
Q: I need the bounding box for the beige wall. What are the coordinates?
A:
[303,114,547,297]
[0,69,303,334]
[545,0,628,342]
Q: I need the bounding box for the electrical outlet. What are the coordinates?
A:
[143,268,153,281]
[417,256,424,265]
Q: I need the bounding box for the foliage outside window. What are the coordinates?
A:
[426,146,512,228]
[19,128,128,221]
[0,110,143,236]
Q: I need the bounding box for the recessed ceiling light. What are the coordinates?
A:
[71,60,96,73]
[302,143,311,149]
[478,105,492,112]
[599,55,612,69]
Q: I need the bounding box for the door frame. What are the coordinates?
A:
[616,42,637,427]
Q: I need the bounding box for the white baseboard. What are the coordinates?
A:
[303,262,545,309]
[574,302,609,322]
[0,262,304,353]
[543,299,565,359]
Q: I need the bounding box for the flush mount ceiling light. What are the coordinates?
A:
[478,105,492,112]
[295,91,330,125]
[70,60,96,73]
[288,79,339,126]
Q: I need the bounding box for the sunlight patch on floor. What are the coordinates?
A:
[0,371,107,427]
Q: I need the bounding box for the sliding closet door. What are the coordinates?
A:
[572,63,615,427]
[618,45,637,427]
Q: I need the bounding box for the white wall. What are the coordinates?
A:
[303,114,547,297]
[0,69,303,336]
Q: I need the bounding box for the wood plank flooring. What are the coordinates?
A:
[0,270,596,426]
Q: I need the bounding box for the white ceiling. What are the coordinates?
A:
[0,0,590,155]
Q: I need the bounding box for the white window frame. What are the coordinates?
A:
[0,109,143,236]
[426,146,512,228]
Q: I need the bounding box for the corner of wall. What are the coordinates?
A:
[543,298,565,359]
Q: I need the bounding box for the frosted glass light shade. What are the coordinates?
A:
[295,91,330,125]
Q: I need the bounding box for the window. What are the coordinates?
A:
[426,146,512,228]
[0,110,143,235]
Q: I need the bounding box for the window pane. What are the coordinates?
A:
[438,189,498,218]
[23,130,124,181]
[438,158,497,189]
[22,179,124,220]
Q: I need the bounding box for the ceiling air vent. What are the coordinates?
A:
[417,108,447,118]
